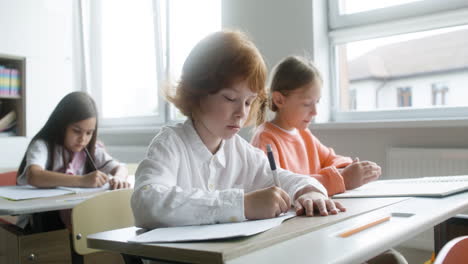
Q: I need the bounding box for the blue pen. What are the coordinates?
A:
[266,144,281,188]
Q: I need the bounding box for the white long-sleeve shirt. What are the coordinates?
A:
[131,120,327,229]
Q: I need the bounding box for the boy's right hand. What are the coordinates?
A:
[244,186,291,220]
[341,158,381,190]
[81,170,108,188]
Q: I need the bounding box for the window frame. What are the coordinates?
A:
[328,0,468,122]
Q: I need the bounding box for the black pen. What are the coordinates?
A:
[266,144,281,188]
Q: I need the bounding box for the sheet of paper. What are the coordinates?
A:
[128,212,296,243]
[333,175,468,198]
[0,185,72,200]
[58,182,110,193]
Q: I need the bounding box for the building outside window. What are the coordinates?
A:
[397,87,412,107]
[328,0,468,121]
[432,83,449,106]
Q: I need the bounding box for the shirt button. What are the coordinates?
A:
[142,185,149,190]
[208,183,214,191]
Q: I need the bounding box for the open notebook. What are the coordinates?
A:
[0,183,110,200]
[333,175,468,198]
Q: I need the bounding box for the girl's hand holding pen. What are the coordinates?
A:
[244,186,291,220]
[81,170,108,187]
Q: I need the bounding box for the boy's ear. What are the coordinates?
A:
[272,91,285,109]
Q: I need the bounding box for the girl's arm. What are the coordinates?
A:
[27,164,107,188]
[247,145,343,217]
[110,165,128,180]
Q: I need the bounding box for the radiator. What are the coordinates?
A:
[386,147,468,179]
[386,147,468,251]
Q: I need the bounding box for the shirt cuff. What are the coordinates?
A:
[216,188,246,223]
[290,176,328,201]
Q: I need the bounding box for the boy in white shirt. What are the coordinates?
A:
[131,30,345,229]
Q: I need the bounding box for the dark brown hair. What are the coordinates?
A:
[18,92,98,176]
[269,56,322,112]
[165,30,268,126]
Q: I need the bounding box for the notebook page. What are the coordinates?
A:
[0,185,73,200]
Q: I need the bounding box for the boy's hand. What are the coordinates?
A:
[294,191,345,216]
[244,186,291,220]
[109,177,131,190]
[341,158,381,190]
[81,170,108,187]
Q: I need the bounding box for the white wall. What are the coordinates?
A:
[222,0,314,69]
[0,0,74,168]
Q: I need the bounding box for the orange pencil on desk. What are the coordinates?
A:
[339,215,391,238]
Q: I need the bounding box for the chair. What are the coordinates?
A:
[433,236,468,264]
[0,170,17,224]
[71,189,135,262]
[0,170,16,186]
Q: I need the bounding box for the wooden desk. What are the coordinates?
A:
[87,197,410,264]
[0,173,135,215]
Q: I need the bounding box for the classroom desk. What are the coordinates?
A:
[87,192,468,264]
[0,178,134,263]
[86,197,409,264]
[0,174,135,215]
[0,190,105,215]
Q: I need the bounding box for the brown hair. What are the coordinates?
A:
[269,56,322,112]
[18,92,98,176]
[165,30,268,126]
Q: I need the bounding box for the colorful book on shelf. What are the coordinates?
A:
[0,66,5,96]
[0,65,19,97]
[10,69,20,96]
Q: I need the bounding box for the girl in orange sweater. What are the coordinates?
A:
[251,56,381,196]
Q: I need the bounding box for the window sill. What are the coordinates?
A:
[312,117,468,130]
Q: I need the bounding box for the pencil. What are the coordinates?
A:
[84,147,98,171]
[339,215,391,238]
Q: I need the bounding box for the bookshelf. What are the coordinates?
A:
[0,53,26,137]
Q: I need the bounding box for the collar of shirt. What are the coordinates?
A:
[183,119,226,168]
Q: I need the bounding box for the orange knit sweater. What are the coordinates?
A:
[251,122,352,196]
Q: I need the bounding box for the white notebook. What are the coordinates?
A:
[333,175,468,198]
[0,183,110,200]
[128,212,296,243]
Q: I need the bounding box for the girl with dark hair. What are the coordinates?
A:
[16,91,129,230]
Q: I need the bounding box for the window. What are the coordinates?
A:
[397,87,412,107]
[338,0,423,15]
[328,0,468,121]
[81,0,221,127]
[432,83,449,106]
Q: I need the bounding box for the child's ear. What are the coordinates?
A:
[272,91,286,109]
